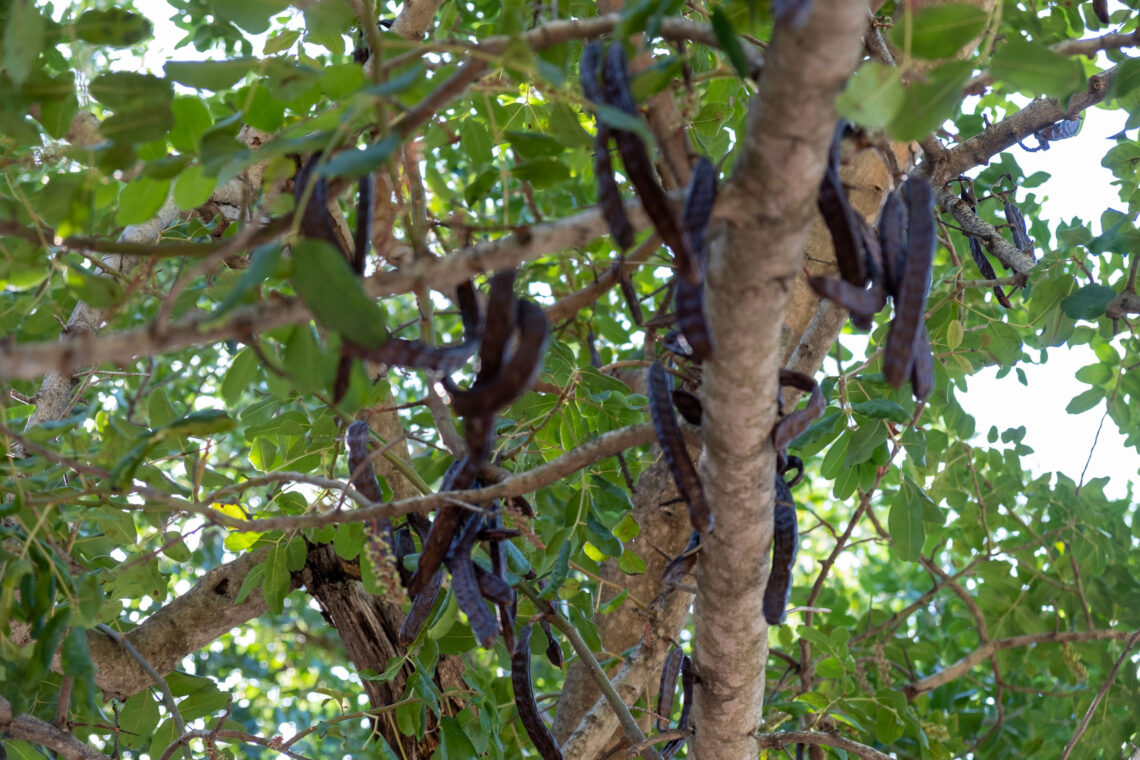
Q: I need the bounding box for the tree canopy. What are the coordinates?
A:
[1,0,1139,759]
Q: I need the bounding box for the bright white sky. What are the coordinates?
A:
[119,0,1138,500]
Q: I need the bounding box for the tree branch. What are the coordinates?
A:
[931,66,1117,185]
[904,629,1139,698]
[755,730,893,760]
[0,695,107,760]
[1,199,651,382]
[692,0,867,757]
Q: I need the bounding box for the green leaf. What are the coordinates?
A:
[147,388,177,427]
[876,704,906,744]
[290,239,388,347]
[512,159,571,188]
[72,8,153,46]
[213,242,283,319]
[1066,387,1103,414]
[888,60,971,141]
[1060,284,1116,319]
[221,348,260,406]
[1108,56,1140,100]
[116,176,171,226]
[889,486,925,561]
[211,0,292,34]
[890,4,988,60]
[159,409,235,439]
[618,551,647,575]
[162,531,192,562]
[837,62,905,128]
[319,135,402,179]
[710,7,751,79]
[173,163,216,209]
[991,40,1086,98]
[3,1,46,87]
[844,421,887,467]
[89,72,173,111]
[851,400,912,424]
[165,59,258,91]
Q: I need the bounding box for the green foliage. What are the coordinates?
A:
[1,0,1139,759]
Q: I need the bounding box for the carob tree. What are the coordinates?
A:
[3,2,1140,760]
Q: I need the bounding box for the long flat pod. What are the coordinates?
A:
[771,370,825,469]
[806,275,886,324]
[910,324,934,402]
[674,157,718,359]
[444,515,499,649]
[353,173,374,274]
[512,626,565,760]
[817,121,866,286]
[398,569,442,646]
[1003,196,1034,258]
[475,269,518,384]
[582,42,635,251]
[878,189,907,298]
[662,529,701,586]
[656,647,685,732]
[648,361,712,533]
[762,475,798,625]
[601,44,698,283]
[661,655,694,759]
[294,155,346,257]
[883,176,935,388]
[446,299,550,417]
[406,457,479,596]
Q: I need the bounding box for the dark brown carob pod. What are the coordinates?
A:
[512,626,565,760]
[763,474,798,625]
[581,42,635,250]
[771,370,825,473]
[600,43,699,283]
[883,176,935,389]
[878,188,907,298]
[648,361,712,532]
[656,647,685,732]
[818,120,866,286]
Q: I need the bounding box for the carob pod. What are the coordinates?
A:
[878,188,907,298]
[346,421,400,592]
[538,618,564,668]
[882,176,935,389]
[398,566,443,646]
[959,187,1012,309]
[1037,115,1081,143]
[661,655,694,759]
[771,370,825,472]
[1002,196,1035,259]
[581,42,635,251]
[601,43,699,284]
[781,454,805,489]
[511,626,566,760]
[617,266,645,325]
[1093,0,1110,23]
[294,155,345,257]
[674,156,717,360]
[444,513,500,649]
[657,648,685,731]
[910,324,934,402]
[817,120,867,286]
[353,173,374,275]
[350,280,482,372]
[445,299,551,417]
[762,473,799,625]
[662,529,701,585]
[406,457,479,596]
[671,388,703,426]
[806,275,886,326]
[648,361,712,533]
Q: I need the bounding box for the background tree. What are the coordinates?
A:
[1,0,1139,759]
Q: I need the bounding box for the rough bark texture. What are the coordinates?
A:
[691,2,867,758]
[551,453,696,744]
